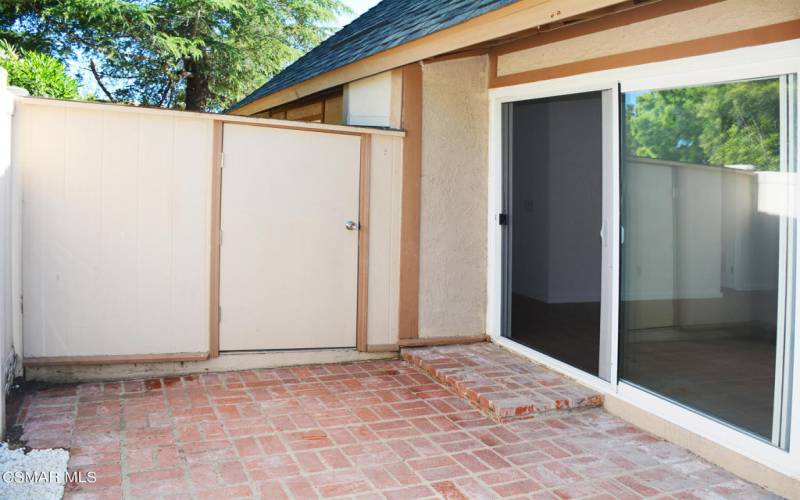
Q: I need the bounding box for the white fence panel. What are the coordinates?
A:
[0,69,16,435]
[16,102,212,357]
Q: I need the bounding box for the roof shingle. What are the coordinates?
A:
[230,0,518,111]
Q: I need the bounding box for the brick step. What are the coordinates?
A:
[401,342,603,422]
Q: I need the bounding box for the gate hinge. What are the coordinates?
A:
[220,152,225,169]
[498,213,508,226]
[218,305,222,323]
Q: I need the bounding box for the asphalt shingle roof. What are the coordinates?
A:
[230,0,519,111]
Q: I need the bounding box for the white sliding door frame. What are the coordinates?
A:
[493,81,620,390]
[487,38,800,478]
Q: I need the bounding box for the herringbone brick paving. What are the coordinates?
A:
[9,349,778,499]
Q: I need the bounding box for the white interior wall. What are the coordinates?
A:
[511,100,550,301]
[511,95,603,304]
[16,102,213,357]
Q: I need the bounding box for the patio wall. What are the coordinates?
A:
[0,69,17,436]
[16,101,214,358]
[13,98,404,362]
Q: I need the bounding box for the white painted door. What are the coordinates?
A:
[219,124,361,350]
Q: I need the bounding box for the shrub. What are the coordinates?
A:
[0,40,79,99]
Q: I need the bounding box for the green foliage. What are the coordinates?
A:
[626,79,780,171]
[0,0,348,111]
[0,39,79,98]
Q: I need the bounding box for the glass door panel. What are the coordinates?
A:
[620,76,795,444]
[503,91,609,377]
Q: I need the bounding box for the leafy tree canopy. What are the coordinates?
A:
[626,79,780,171]
[0,39,80,98]
[0,0,347,111]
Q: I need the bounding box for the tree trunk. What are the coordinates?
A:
[184,59,210,112]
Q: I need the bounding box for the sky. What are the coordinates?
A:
[337,0,382,29]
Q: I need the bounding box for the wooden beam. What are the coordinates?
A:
[356,135,371,352]
[423,48,489,64]
[216,119,367,138]
[286,101,324,121]
[367,335,489,351]
[230,0,627,115]
[366,344,400,353]
[398,63,423,341]
[489,0,696,57]
[25,352,210,367]
[490,19,800,88]
[209,120,223,358]
[398,335,488,348]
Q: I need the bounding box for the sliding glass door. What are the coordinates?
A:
[620,75,796,445]
[502,89,617,381]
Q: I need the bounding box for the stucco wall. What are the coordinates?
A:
[418,55,488,338]
[497,0,800,78]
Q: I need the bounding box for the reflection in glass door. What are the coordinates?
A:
[620,76,796,444]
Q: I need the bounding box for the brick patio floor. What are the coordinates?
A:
[8,348,779,499]
[402,344,603,421]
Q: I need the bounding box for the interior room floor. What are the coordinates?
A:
[510,294,600,375]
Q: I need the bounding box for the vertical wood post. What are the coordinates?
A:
[398,63,423,340]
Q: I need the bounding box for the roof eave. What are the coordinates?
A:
[228,0,627,116]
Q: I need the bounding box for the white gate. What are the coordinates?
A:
[219,124,362,350]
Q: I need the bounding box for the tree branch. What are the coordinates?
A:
[89,59,115,101]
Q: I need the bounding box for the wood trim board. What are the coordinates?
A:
[216,119,369,138]
[490,0,722,58]
[398,63,423,340]
[489,19,800,88]
[368,336,489,352]
[398,335,488,348]
[356,135,371,352]
[209,120,223,358]
[15,96,403,137]
[25,352,210,367]
[210,119,375,355]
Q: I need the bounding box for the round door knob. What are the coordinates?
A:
[345,221,359,231]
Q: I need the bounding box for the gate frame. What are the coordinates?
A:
[208,119,374,357]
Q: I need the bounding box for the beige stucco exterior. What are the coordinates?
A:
[418,55,489,338]
[497,0,800,78]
